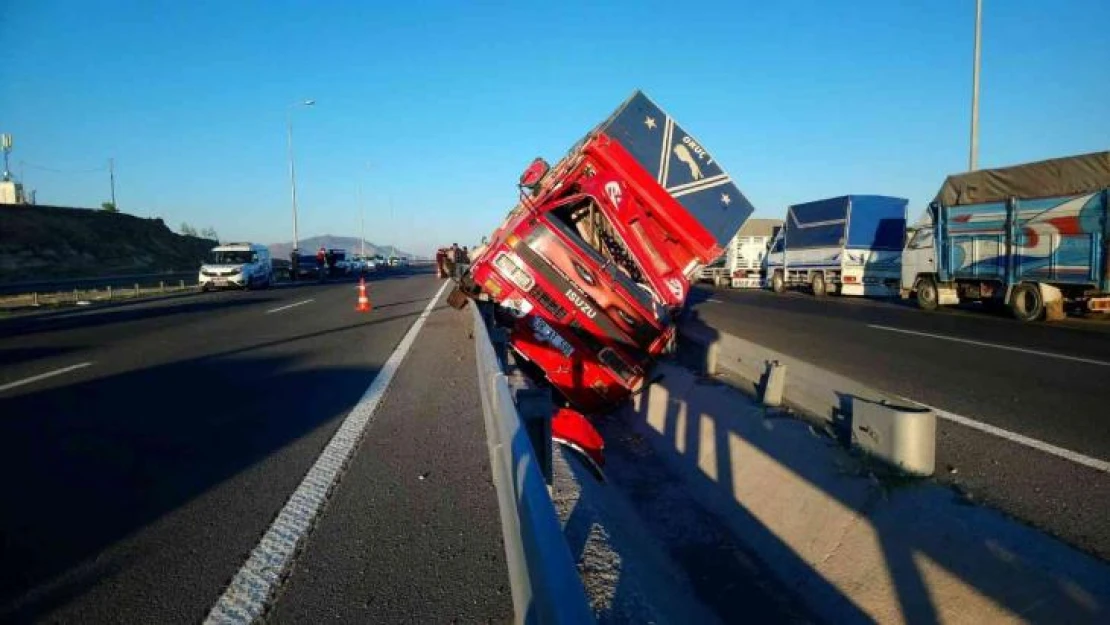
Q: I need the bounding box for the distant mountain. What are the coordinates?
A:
[269,235,416,260]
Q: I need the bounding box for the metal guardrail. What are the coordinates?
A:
[470,300,594,625]
[0,271,198,296]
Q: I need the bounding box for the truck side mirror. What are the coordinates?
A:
[519,157,550,189]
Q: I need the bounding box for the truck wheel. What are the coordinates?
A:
[1010,283,1045,322]
[771,271,785,294]
[811,272,827,298]
[916,276,939,311]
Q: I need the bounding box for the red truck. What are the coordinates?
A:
[463,90,755,416]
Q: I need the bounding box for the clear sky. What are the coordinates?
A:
[2,0,1107,255]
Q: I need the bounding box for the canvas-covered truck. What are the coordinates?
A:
[765,195,907,297]
[901,151,1110,322]
[459,90,755,414]
[728,218,781,288]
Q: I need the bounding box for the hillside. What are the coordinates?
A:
[0,204,217,283]
[269,235,416,260]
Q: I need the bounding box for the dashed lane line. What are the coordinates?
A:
[265,299,315,314]
[204,280,450,624]
[868,324,1110,367]
[0,362,94,393]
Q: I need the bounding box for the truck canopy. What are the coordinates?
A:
[933,151,1110,207]
[785,195,907,250]
[590,91,755,249]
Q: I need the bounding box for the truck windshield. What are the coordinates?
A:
[210,251,253,264]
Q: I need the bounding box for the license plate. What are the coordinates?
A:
[213,279,228,286]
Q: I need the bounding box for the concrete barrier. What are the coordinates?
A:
[622,359,1110,624]
[679,316,936,476]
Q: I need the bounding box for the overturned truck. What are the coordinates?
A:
[456,91,755,464]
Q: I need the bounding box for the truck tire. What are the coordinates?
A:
[771,271,785,294]
[811,272,827,298]
[915,276,939,311]
[1010,283,1045,322]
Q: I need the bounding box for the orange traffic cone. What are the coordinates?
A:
[356,277,372,312]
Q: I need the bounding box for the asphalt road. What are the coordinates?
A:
[0,270,511,623]
[687,285,1110,559]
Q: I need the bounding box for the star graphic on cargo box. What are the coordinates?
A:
[721,193,732,206]
[644,116,657,130]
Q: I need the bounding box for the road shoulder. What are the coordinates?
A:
[268,300,512,623]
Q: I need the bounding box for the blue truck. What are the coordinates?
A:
[764,195,908,297]
[901,151,1110,322]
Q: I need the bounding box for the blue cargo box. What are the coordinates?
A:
[592,91,756,249]
[784,195,907,250]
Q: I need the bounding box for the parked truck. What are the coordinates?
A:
[458,90,755,416]
[764,195,907,297]
[901,151,1110,322]
[728,218,781,288]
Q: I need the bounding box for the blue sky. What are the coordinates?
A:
[2,0,1107,255]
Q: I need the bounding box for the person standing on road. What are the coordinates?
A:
[445,243,459,279]
[457,245,470,279]
[316,247,327,281]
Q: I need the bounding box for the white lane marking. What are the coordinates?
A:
[0,362,94,393]
[265,299,314,314]
[868,324,1110,367]
[906,398,1110,474]
[705,298,723,303]
[205,280,450,624]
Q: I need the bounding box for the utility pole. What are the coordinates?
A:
[286,100,315,252]
[109,157,117,207]
[357,182,365,258]
[969,0,982,171]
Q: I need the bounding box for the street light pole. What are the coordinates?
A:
[286,99,315,252]
[357,181,365,258]
[109,157,117,208]
[969,0,982,171]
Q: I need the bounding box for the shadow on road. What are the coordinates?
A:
[0,296,277,339]
[620,331,1110,624]
[0,306,438,621]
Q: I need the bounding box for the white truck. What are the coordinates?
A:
[765,195,907,297]
[726,218,782,288]
[199,242,273,291]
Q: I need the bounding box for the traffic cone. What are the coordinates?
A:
[356,277,372,312]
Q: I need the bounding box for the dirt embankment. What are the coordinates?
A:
[0,204,216,283]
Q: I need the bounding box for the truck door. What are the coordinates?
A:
[902,226,935,292]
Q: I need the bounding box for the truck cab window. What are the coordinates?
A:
[908,229,933,250]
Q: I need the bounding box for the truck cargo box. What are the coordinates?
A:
[784,195,907,251]
[589,91,756,255]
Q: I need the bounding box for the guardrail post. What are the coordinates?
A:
[73,288,78,303]
[759,360,787,407]
[179,279,185,290]
[107,286,113,301]
[160,281,165,293]
[32,292,39,307]
[134,283,140,297]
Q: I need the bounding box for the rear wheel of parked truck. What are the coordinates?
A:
[1010,283,1045,322]
[811,272,827,298]
[771,270,786,294]
[915,276,939,311]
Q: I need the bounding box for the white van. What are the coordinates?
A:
[199,243,273,291]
